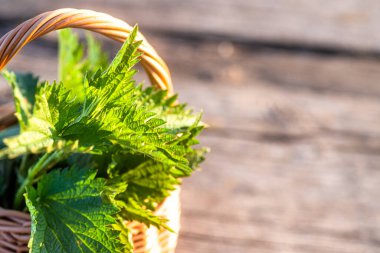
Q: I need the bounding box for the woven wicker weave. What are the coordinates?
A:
[0,8,180,253]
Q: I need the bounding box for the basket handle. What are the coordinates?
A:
[0,8,173,94]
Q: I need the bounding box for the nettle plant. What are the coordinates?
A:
[0,27,206,252]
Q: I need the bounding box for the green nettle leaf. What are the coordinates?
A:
[136,87,202,131]
[58,28,108,101]
[58,28,84,88]
[25,167,123,253]
[121,160,178,203]
[1,71,38,130]
[85,33,109,74]
[116,197,170,230]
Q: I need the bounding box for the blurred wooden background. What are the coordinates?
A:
[1,1,380,252]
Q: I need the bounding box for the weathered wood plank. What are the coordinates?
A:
[2,0,380,52]
[177,134,380,252]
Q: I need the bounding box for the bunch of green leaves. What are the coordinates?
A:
[0,26,207,252]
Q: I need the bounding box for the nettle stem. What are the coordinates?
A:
[13,151,64,210]
[19,154,29,177]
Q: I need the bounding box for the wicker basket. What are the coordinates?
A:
[0,8,180,253]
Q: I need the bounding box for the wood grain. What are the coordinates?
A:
[178,134,380,252]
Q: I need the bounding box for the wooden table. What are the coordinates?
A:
[1,1,380,252]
